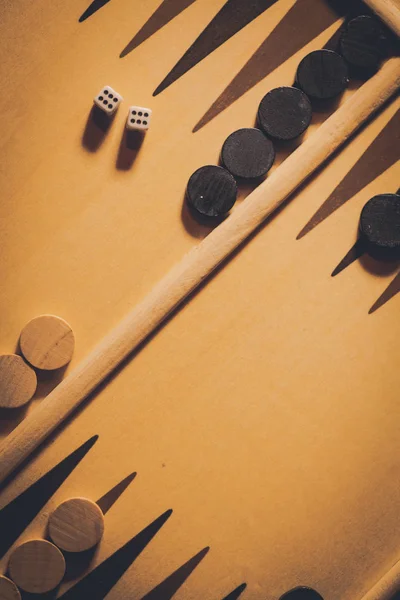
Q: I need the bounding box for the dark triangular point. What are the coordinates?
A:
[120,0,198,58]
[222,583,247,600]
[370,272,400,314]
[0,435,98,559]
[141,546,210,599]
[97,472,137,515]
[154,0,280,96]
[59,509,173,599]
[79,0,112,22]
[193,0,346,131]
[297,109,400,239]
[331,238,366,276]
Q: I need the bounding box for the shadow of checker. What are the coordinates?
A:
[0,437,325,599]
[0,435,247,600]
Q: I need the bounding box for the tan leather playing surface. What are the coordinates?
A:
[0,1,399,598]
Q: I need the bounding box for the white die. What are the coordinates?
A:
[94,85,123,116]
[126,106,152,131]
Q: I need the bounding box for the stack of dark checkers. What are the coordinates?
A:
[186,81,314,220]
[185,11,390,237]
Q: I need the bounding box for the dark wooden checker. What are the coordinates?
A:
[0,0,399,599]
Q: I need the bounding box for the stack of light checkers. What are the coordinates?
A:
[186,13,390,221]
[0,497,105,596]
[0,315,75,409]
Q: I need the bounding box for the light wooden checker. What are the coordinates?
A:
[8,539,65,594]
[8,539,66,594]
[48,497,105,552]
[0,354,37,409]
[0,575,21,600]
[19,315,75,370]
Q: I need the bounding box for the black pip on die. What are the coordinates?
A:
[126,106,152,131]
[94,85,123,115]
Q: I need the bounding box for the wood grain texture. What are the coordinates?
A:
[19,315,75,370]
[49,497,105,552]
[0,354,37,409]
[339,15,389,75]
[0,57,399,486]
[0,576,21,600]
[364,0,400,37]
[8,539,66,594]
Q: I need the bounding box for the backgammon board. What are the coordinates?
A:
[0,0,399,599]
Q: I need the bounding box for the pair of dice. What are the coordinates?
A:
[94,85,152,132]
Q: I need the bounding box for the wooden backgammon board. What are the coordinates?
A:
[0,0,399,598]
